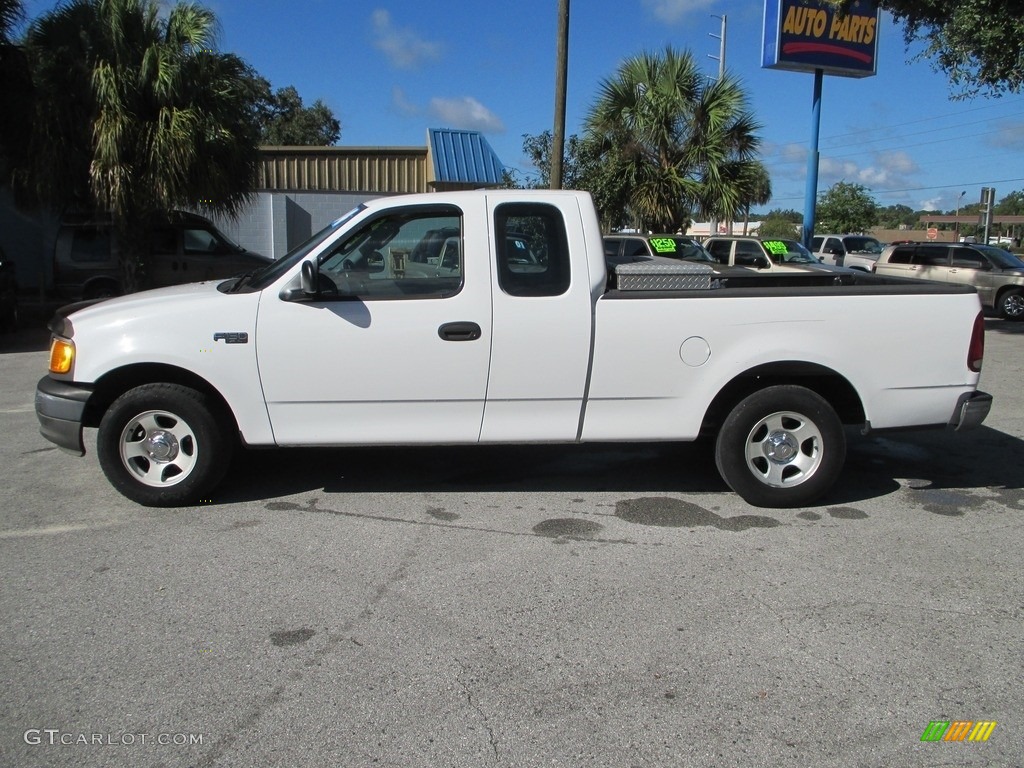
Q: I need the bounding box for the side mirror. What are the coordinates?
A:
[301,260,318,295]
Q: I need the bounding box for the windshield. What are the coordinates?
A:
[241,205,366,292]
[647,236,714,262]
[980,246,1024,269]
[843,237,883,254]
[762,239,817,264]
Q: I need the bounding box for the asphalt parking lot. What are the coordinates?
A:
[1,317,1022,767]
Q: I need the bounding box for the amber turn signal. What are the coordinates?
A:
[49,339,75,374]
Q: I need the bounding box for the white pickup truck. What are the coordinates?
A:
[35,190,991,508]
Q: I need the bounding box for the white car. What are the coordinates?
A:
[704,236,850,273]
[812,234,884,272]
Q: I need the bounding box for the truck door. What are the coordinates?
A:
[255,200,493,445]
[480,198,595,441]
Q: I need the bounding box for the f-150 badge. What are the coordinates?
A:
[213,332,249,344]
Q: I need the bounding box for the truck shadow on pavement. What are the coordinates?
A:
[216,425,1024,510]
[984,317,1024,335]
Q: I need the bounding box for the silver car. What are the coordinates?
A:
[872,242,1024,320]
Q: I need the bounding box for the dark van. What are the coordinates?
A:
[53,211,271,300]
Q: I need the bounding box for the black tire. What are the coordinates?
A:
[997,287,1024,321]
[97,383,234,506]
[715,385,845,508]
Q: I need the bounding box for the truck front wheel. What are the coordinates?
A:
[97,383,233,507]
[715,385,845,508]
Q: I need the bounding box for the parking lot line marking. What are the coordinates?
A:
[0,520,124,539]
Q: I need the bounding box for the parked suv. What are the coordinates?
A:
[812,234,883,271]
[703,236,846,273]
[872,241,1024,320]
[53,211,270,300]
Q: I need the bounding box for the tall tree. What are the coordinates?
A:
[816,182,878,234]
[877,203,917,229]
[250,78,341,146]
[838,0,1024,97]
[758,210,802,239]
[738,162,772,235]
[585,47,762,233]
[518,130,631,231]
[0,0,21,41]
[10,0,261,289]
[0,0,31,165]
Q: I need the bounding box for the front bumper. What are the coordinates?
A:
[35,376,94,456]
[950,390,993,431]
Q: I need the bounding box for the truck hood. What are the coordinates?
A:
[57,280,236,334]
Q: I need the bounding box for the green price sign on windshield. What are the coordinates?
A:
[762,240,789,255]
[649,238,677,253]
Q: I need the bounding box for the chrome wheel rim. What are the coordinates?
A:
[1003,293,1024,317]
[118,410,198,487]
[744,410,824,488]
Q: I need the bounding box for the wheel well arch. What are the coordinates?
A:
[700,361,865,437]
[82,363,237,432]
[994,283,1022,305]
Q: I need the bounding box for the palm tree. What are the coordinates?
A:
[0,0,30,166]
[0,0,22,40]
[740,162,772,235]
[585,47,762,233]
[12,0,260,290]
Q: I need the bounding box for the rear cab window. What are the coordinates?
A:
[494,203,570,297]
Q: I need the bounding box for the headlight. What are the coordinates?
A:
[49,338,75,374]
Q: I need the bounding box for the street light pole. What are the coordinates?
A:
[708,14,726,80]
[708,14,726,235]
[955,190,965,242]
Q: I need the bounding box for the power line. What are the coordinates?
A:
[770,176,1024,204]
[770,130,1024,166]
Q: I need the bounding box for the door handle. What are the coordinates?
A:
[438,322,481,341]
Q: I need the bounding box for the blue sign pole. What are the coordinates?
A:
[802,68,823,249]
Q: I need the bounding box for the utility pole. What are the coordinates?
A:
[551,0,570,190]
[708,14,726,235]
[955,190,965,242]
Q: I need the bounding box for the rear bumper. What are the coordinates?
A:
[35,376,93,455]
[950,390,992,431]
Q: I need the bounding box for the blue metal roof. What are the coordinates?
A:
[429,129,505,185]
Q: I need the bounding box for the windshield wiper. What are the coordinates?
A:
[227,269,260,293]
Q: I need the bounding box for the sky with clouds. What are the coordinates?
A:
[18,0,1024,213]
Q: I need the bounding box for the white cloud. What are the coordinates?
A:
[816,150,919,191]
[371,9,442,69]
[428,96,505,134]
[641,0,718,23]
[391,86,419,116]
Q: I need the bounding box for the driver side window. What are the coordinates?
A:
[318,208,463,300]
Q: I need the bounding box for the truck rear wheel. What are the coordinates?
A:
[715,385,845,508]
[97,383,233,507]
